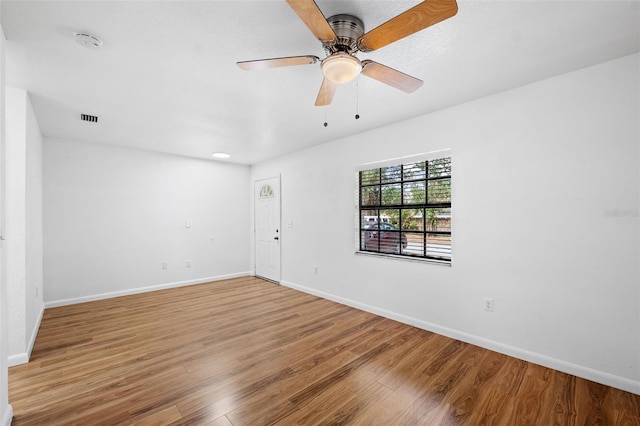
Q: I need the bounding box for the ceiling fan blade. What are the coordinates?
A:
[361,60,423,93]
[237,55,320,70]
[356,0,458,52]
[315,78,337,106]
[285,0,336,43]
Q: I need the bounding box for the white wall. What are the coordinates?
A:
[5,87,43,366]
[5,87,25,362]
[44,139,251,305]
[25,89,43,359]
[0,16,14,426]
[251,54,640,394]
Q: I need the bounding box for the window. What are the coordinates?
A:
[358,156,451,263]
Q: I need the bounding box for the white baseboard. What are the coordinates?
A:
[7,352,27,368]
[2,404,13,426]
[45,272,252,308]
[7,302,45,367]
[27,302,45,357]
[281,280,640,396]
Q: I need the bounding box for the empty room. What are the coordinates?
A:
[0,0,639,424]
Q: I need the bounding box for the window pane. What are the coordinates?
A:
[360,169,380,185]
[402,232,424,257]
[426,233,451,260]
[381,165,402,183]
[361,186,380,206]
[380,209,400,227]
[378,230,401,254]
[361,210,379,229]
[403,181,426,204]
[403,162,426,181]
[400,208,423,231]
[427,178,451,203]
[381,184,401,205]
[361,230,377,251]
[428,157,451,178]
[425,208,451,232]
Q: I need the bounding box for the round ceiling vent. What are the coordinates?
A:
[74,32,103,49]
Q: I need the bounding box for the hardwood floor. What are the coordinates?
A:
[9,276,640,425]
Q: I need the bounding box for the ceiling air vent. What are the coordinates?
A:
[74,32,103,49]
[81,113,98,123]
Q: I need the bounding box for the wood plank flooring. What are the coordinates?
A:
[9,276,640,425]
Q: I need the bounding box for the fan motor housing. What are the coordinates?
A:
[325,14,364,54]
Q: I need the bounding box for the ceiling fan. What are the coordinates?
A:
[237,0,458,106]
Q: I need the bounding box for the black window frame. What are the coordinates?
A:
[358,157,452,263]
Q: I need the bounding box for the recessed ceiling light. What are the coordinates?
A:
[74,32,103,49]
[212,152,231,159]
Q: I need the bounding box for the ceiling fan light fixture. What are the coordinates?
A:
[321,53,361,84]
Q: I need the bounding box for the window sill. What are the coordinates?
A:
[354,250,451,267]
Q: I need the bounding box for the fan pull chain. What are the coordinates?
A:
[355,77,360,120]
[323,79,329,127]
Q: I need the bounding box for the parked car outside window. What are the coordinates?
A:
[363,222,408,254]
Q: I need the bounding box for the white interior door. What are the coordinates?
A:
[254,176,281,282]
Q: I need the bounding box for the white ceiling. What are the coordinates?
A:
[2,1,639,164]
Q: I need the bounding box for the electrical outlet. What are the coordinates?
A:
[186,260,191,268]
[314,266,319,274]
[162,262,168,270]
[484,298,494,312]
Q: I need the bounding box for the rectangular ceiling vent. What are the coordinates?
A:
[80,113,98,123]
